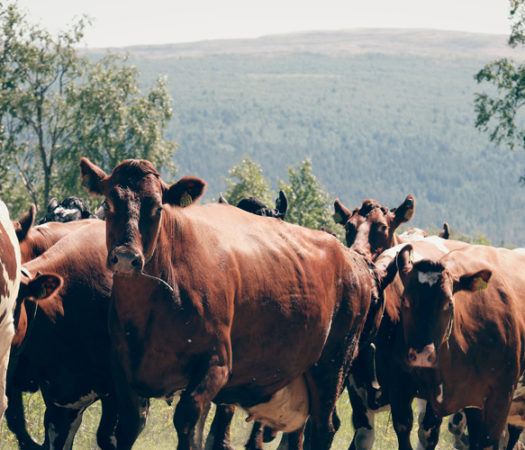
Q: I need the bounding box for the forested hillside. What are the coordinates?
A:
[94,29,525,245]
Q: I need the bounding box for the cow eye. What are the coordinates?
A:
[380,224,387,233]
[402,296,410,308]
[155,206,163,216]
[443,300,453,311]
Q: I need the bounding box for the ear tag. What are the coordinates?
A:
[404,207,414,220]
[473,277,488,291]
[38,285,47,299]
[180,191,193,208]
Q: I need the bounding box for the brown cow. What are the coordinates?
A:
[0,199,22,420]
[13,204,99,263]
[6,222,147,449]
[391,243,525,449]
[79,157,386,450]
[334,195,465,450]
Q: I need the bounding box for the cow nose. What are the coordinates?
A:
[108,247,144,274]
[407,344,436,367]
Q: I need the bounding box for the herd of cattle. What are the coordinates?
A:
[0,157,524,450]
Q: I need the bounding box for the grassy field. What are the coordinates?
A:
[0,391,460,449]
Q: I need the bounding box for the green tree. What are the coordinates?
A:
[62,54,177,194]
[279,158,341,236]
[0,2,177,217]
[474,0,525,180]
[222,157,272,206]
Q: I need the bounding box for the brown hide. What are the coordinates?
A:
[13,205,98,263]
[80,158,375,446]
[397,244,525,444]
[115,203,370,398]
[15,222,113,400]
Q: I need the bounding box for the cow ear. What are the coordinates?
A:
[22,274,63,302]
[374,255,398,292]
[162,176,207,206]
[439,222,450,240]
[453,269,492,293]
[397,244,414,275]
[393,194,415,229]
[218,194,229,204]
[333,199,351,225]
[79,157,108,197]
[13,204,36,242]
[47,198,58,212]
[276,190,288,216]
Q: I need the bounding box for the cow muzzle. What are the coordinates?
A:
[407,344,437,367]
[108,246,144,274]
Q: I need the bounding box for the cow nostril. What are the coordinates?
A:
[408,349,417,362]
[131,257,141,268]
[428,352,436,364]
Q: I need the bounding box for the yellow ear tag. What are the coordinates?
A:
[473,278,488,291]
[404,207,414,221]
[409,248,415,264]
[179,191,193,208]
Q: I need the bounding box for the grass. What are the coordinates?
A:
[0,391,461,449]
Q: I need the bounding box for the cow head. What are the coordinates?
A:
[39,196,94,224]
[396,244,491,368]
[79,158,206,275]
[334,195,415,260]
[235,190,288,220]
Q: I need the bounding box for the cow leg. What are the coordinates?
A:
[416,400,442,449]
[464,408,484,449]
[464,407,503,450]
[95,395,119,450]
[447,411,469,450]
[41,403,87,450]
[304,343,353,450]
[173,359,230,450]
[195,401,211,449]
[389,376,415,450]
[245,421,264,450]
[109,318,149,449]
[347,375,375,450]
[507,425,523,450]
[5,386,40,449]
[203,404,235,450]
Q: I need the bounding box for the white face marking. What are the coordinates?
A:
[418,271,441,287]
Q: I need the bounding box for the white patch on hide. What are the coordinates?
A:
[242,375,309,433]
[54,391,98,409]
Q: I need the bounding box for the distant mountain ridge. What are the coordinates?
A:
[88,28,525,62]
[86,29,525,245]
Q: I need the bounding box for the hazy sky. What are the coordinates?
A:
[16,0,512,48]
